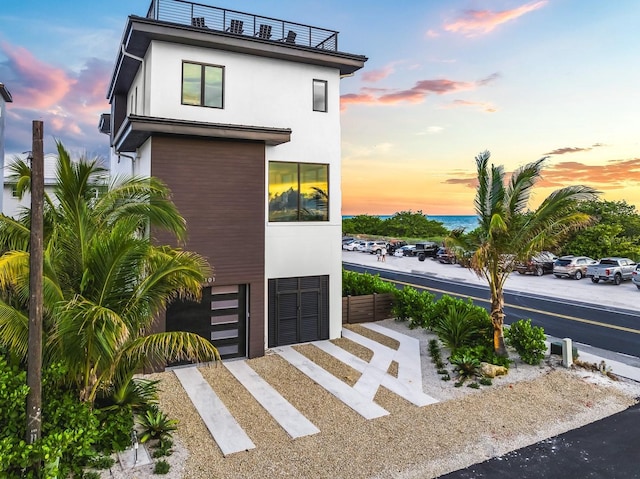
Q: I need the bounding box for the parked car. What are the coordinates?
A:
[394,245,415,257]
[365,241,388,255]
[388,240,407,255]
[415,242,440,261]
[342,236,355,245]
[553,255,597,280]
[515,251,558,276]
[586,257,636,285]
[632,264,640,290]
[343,240,365,251]
[436,247,457,264]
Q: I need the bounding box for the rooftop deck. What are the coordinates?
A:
[146,0,339,51]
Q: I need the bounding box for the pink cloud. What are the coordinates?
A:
[1,41,74,109]
[361,64,396,83]
[444,1,548,37]
[444,99,497,113]
[341,73,499,110]
[1,41,111,155]
[543,144,605,155]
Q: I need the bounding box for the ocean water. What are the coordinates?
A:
[342,215,479,232]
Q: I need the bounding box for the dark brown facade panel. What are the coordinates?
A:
[150,135,265,358]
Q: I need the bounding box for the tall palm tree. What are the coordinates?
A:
[0,141,219,404]
[455,151,598,356]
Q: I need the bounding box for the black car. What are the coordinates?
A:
[515,251,557,276]
[415,242,440,261]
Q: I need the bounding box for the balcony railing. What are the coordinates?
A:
[146,0,339,51]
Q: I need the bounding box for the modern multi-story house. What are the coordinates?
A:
[0,83,13,213]
[102,0,367,359]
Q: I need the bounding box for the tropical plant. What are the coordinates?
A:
[449,351,481,382]
[432,303,492,353]
[391,286,434,328]
[449,151,597,356]
[137,405,178,444]
[504,319,547,365]
[0,142,220,406]
[342,269,396,296]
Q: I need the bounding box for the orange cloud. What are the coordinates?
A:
[444,1,548,37]
[443,158,640,193]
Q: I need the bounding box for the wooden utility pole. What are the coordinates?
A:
[26,120,44,444]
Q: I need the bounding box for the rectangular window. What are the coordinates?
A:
[313,79,327,112]
[182,61,224,108]
[269,162,328,222]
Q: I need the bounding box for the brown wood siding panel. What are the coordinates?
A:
[150,136,265,358]
[342,293,394,324]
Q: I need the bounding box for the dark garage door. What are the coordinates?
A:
[268,275,329,347]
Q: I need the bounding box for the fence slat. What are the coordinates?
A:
[342,293,394,324]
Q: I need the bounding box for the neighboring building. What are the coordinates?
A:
[103,0,367,359]
[0,83,13,213]
[3,153,59,218]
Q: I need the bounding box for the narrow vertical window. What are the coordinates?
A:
[313,79,327,112]
[182,61,224,108]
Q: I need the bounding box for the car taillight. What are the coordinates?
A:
[605,269,611,276]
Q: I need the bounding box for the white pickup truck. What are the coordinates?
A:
[585,257,637,285]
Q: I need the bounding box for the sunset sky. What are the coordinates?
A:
[1,0,639,215]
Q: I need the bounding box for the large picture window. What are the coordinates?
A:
[269,162,329,222]
[312,79,327,112]
[182,61,224,108]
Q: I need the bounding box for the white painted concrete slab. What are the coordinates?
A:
[276,346,389,419]
[224,360,320,438]
[173,367,255,456]
[342,328,438,407]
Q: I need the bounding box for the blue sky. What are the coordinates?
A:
[1,0,639,214]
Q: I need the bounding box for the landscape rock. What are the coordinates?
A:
[480,362,509,378]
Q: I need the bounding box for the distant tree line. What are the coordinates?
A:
[343,201,640,262]
[342,210,448,239]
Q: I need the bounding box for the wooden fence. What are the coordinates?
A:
[342,293,394,324]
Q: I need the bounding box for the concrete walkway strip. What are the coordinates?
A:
[224,360,320,438]
[276,345,389,419]
[342,328,438,407]
[173,366,255,456]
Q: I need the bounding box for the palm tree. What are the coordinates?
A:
[0,141,219,405]
[453,151,598,356]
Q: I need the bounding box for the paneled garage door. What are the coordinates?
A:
[268,275,329,347]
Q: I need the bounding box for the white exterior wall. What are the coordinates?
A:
[144,40,344,341]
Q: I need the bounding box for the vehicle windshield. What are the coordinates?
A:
[555,259,572,266]
[598,259,617,265]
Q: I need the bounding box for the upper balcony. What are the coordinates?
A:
[147,0,339,51]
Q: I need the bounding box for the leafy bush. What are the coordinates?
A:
[432,303,492,353]
[505,319,547,365]
[391,286,435,328]
[138,406,178,444]
[87,455,115,469]
[0,359,101,478]
[342,269,396,296]
[154,459,171,474]
[94,405,134,453]
[455,345,511,369]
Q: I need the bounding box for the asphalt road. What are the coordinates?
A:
[343,262,640,360]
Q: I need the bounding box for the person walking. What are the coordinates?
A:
[380,245,387,262]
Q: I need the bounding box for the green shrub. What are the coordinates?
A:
[429,296,492,341]
[505,319,547,365]
[82,472,101,479]
[94,405,134,453]
[138,406,178,444]
[479,377,493,386]
[154,459,171,474]
[432,303,492,353]
[87,455,115,470]
[342,269,396,296]
[0,359,102,478]
[392,286,435,328]
[454,345,511,369]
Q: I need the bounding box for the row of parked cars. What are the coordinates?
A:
[343,237,640,288]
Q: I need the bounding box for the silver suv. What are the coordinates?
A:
[553,255,597,280]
